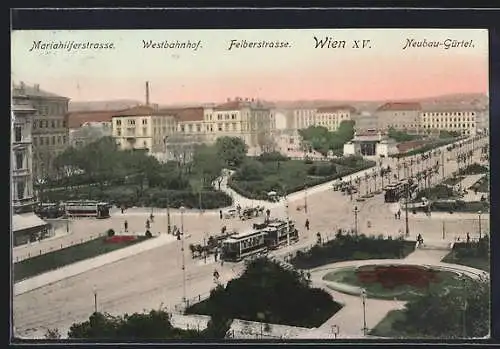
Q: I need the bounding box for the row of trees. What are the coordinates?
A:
[298,121,355,156]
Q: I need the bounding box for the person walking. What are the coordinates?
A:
[219,209,223,220]
[124,220,128,233]
[397,210,401,220]
[466,232,471,243]
[305,219,310,231]
[146,219,150,230]
[150,212,154,222]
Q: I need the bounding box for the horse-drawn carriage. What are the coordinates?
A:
[188,230,237,258]
[239,205,265,220]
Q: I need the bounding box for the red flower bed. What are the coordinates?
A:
[105,235,138,243]
[356,264,441,289]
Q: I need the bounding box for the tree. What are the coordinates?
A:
[68,310,206,339]
[192,144,224,187]
[215,137,248,167]
[236,159,264,181]
[256,131,277,154]
[393,275,489,338]
[44,328,61,339]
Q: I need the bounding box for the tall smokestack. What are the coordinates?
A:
[145,81,150,106]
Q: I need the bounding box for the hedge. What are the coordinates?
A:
[41,186,233,209]
[390,138,460,159]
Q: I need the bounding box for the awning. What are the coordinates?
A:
[12,214,49,233]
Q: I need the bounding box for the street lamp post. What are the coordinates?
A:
[478,210,482,240]
[166,194,171,234]
[286,195,290,246]
[203,232,208,264]
[361,288,368,336]
[180,206,187,306]
[405,180,411,238]
[304,183,308,214]
[353,206,359,235]
[93,285,98,313]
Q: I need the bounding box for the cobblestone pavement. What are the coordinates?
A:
[12,136,489,338]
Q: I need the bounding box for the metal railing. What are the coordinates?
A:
[13,232,107,263]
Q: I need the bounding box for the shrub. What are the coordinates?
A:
[107,229,115,237]
[258,152,290,162]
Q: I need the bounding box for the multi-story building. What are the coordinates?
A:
[111,105,177,153]
[292,108,317,129]
[11,94,51,246]
[11,96,36,214]
[12,82,70,180]
[375,102,422,133]
[68,110,117,148]
[314,105,355,131]
[352,112,378,132]
[419,105,479,136]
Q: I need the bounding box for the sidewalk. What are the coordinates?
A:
[14,233,177,296]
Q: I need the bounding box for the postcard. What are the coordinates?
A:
[11,28,490,341]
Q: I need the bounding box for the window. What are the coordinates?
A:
[14,125,22,142]
[33,121,37,129]
[52,136,56,145]
[218,124,222,132]
[16,153,23,169]
[58,136,62,144]
[117,129,122,136]
[51,120,55,128]
[142,119,148,125]
[33,137,38,146]
[116,120,122,126]
[180,125,185,132]
[63,136,66,144]
[63,120,67,127]
[17,181,25,200]
[196,125,201,132]
[40,137,44,145]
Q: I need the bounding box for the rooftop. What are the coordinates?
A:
[161,107,205,122]
[377,102,422,112]
[67,110,122,129]
[421,103,482,112]
[316,105,357,113]
[12,82,69,100]
[214,98,268,111]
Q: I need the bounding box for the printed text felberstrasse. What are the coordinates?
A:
[227,39,291,50]
[29,40,115,52]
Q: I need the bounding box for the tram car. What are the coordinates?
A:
[263,219,299,250]
[221,229,269,262]
[64,200,111,218]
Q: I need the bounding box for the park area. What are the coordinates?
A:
[185,258,342,328]
[229,153,375,201]
[13,233,151,282]
[441,237,490,272]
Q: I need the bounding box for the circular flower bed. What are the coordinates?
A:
[323,264,467,301]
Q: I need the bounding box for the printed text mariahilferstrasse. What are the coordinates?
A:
[29,40,115,52]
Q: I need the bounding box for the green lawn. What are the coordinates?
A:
[230,158,375,201]
[323,267,467,301]
[14,235,150,282]
[370,310,408,338]
[441,253,490,272]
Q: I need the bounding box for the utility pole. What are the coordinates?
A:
[353,206,359,235]
[441,151,445,179]
[167,194,171,234]
[304,183,308,214]
[405,182,410,238]
[199,176,203,214]
[180,206,186,306]
[286,194,290,246]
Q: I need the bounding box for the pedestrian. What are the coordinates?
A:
[221,225,227,235]
[146,219,150,230]
[219,209,223,220]
[121,206,124,214]
[124,220,128,232]
[394,213,398,220]
[236,204,241,215]
[305,219,310,231]
[466,232,471,243]
[150,212,154,222]
[266,208,271,218]
[397,210,401,220]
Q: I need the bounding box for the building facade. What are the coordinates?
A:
[375,102,422,133]
[13,82,70,181]
[11,96,36,214]
[112,105,177,153]
[291,108,317,129]
[343,131,398,157]
[419,105,479,136]
[314,105,355,131]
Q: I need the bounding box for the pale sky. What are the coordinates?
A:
[11,29,488,103]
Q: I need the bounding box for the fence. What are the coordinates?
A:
[13,232,107,263]
[171,291,212,314]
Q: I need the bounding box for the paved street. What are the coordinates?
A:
[13,136,489,338]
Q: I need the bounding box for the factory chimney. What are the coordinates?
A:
[145,81,150,106]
